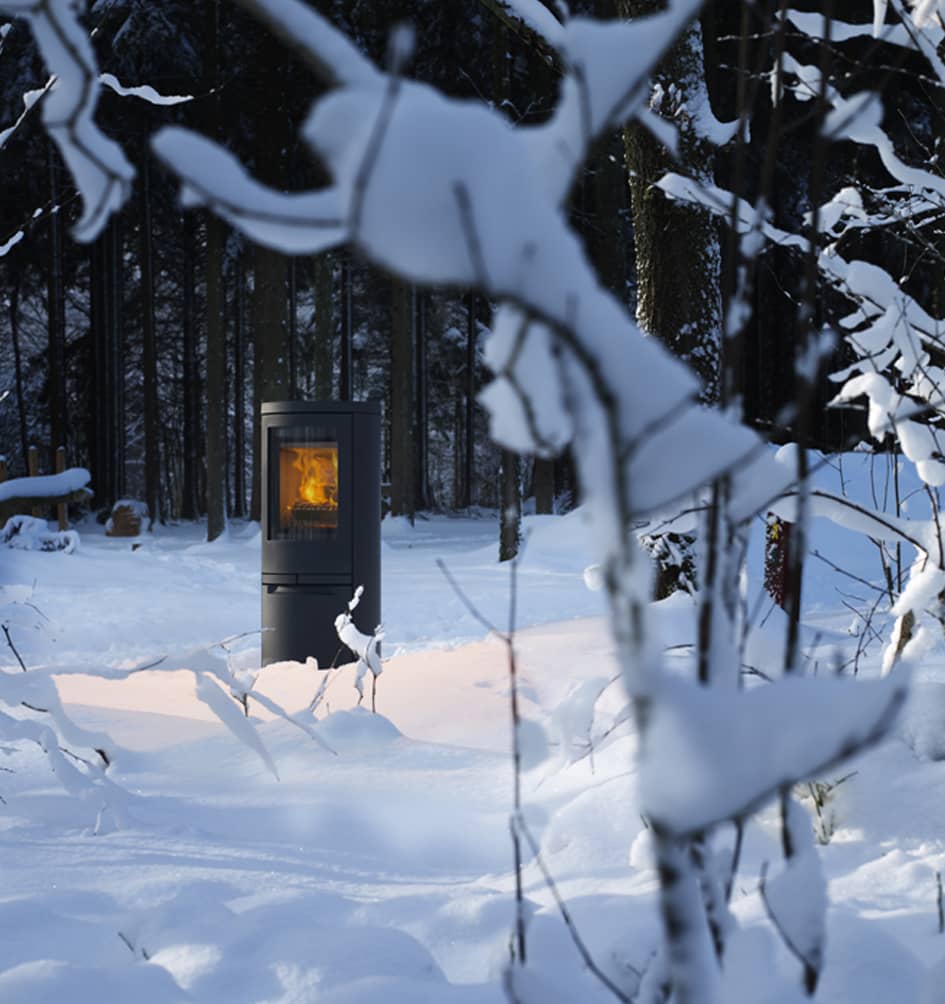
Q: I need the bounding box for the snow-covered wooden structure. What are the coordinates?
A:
[0,467,92,528]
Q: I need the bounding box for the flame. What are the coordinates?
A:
[291,447,338,508]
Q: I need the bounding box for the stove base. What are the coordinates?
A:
[261,580,380,669]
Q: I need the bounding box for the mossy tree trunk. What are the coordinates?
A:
[620,2,723,597]
[620,3,722,399]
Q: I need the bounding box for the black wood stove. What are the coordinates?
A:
[261,401,380,667]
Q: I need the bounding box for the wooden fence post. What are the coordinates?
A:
[56,446,67,530]
[28,445,40,518]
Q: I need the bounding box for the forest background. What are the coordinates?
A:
[0,0,889,549]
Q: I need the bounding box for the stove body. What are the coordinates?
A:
[261,401,380,667]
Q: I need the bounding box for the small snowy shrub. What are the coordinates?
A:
[335,586,384,712]
[1,515,79,554]
[801,773,856,846]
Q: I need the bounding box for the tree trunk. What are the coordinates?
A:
[89,227,116,510]
[533,458,554,514]
[250,24,290,520]
[288,256,298,399]
[454,388,464,508]
[339,255,353,401]
[620,1,721,598]
[204,0,226,541]
[140,153,161,527]
[253,241,289,520]
[464,292,477,508]
[414,287,431,510]
[206,213,227,541]
[250,284,262,522]
[181,214,201,520]
[46,141,68,461]
[232,248,247,518]
[254,244,290,404]
[619,1,722,401]
[8,277,29,475]
[493,20,522,559]
[88,237,104,506]
[314,252,334,400]
[110,218,125,502]
[389,277,415,520]
[499,449,521,562]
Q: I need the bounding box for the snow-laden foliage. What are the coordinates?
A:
[660,2,945,677]
[778,5,945,676]
[334,585,383,708]
[0,0,133,240]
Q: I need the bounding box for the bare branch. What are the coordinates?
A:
[758,862,819,994]
[517,812,637,1002]
[2,624,28,673]
[1,0,134,240]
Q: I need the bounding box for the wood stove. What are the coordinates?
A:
[261,401,380,667]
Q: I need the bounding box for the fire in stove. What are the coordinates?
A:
[279,444,338,535]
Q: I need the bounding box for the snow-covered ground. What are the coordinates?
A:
[2,474,945,1003]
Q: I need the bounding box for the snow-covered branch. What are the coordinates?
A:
[0,0,133,240]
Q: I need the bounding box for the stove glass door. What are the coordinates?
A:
[272,427,339,541]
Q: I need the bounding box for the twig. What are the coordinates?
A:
[436,558,504,638]
[117,930,150,961]
[438,553,530,963]
[517,812,636,1002]
[726,821,745,902]
[506,553,527,965]
[810,549,887,594]
[127,654,168,673]
[453,180,492,289]
[937,871,944,934]
[759,862,819,994]
[2,624,28,672]
[350,70,402,241]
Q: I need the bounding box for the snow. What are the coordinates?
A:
[502,0,564,45]
[0,228,23,255]
[0,491,943,1001]
[1,515,79,554]
[99,73,193,106]
[640,672,907,834]
[0,466,90,503]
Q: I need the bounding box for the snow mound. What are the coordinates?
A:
[315,707,402,747]
[899,682,945,760]
[0,959,183,1004]
[381,514,416,538]
[1,515,79,553]
[816,910,923,1003]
